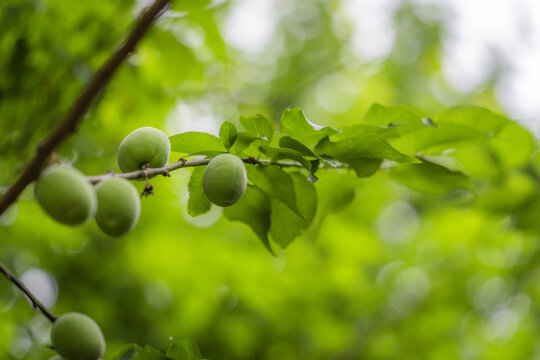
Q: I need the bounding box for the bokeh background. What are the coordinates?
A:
[2,0,540,359]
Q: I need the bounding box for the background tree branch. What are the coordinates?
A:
[0,262,58,323]
[0,0,172,216]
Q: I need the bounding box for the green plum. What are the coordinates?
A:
[51,313,105,360]
[117,127,170,173]
[35,165,97,226]
[202,154,247,207]
[94,177,140,237]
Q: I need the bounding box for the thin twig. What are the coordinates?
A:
[0,263,58,323]
[85,157,346,184]
[0,0,172,216]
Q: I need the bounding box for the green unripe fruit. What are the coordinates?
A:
[95,177,141,237]
[117,127,170,173]
[202,154,247,207]
[51,313,105,360]
[35,165,97,226]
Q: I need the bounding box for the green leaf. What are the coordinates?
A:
[291,172,317,224]
[246,165,300,215]
[170,132,226,155]
[143,346,171,360]
[362,103,425,135]
[259,146,310,169]
[280,108,337,145]
[361,104,512,156]
[230,132,264,155]
[113,344,142,360]
[269,172,317,248]
[167,338,202,360]
[112,344,169,360]
[239,114,274,141]
[331,124,401,141]
[453,147,500,179]
[414,123,488,153]
[491,123,535,169]
[223,185,272,253]
[346,159,383,177]
[279,136,316,157]
[413,106,511,154]
[436,106,509,133]
[314,134,413,177]
[259,145,315,181]
[188,167,212,217]
[315,135,413,163]
[219,121,237,150]
[269,199,304,248]
[280,108,313,137]
[316,171,359,216]
[279,135,333,167]
[360,104,427,156]
[389,159,473,194]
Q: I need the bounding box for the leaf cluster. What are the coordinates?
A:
[168,104,528,252]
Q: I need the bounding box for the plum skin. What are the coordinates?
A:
[94,177,141,237]
[117,127,170,173]
[35,165,97,226]
[202,154,247,207]
[51,313,105,360]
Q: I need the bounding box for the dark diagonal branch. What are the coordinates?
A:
[0,263,58,323]
[0,0,172,216]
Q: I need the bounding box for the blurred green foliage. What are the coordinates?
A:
[2,1,540,360]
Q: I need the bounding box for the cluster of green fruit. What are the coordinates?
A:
[35,127,248,236]
[50,313,105,360]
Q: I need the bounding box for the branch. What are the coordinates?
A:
[0,0,172,216]
[86,157,321,184]
[0,262,58,323]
